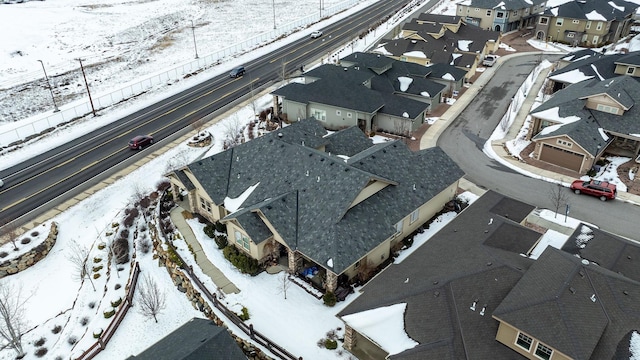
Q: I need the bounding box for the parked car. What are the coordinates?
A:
[570,179,617,201]
[229,66,246,78]
[482,55,497,67]
[0,178,3,188]
[310,31,323,39]
[128,135,154,150]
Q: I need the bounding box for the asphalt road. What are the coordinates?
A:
[0,0,415,224]
[438,54,640,240]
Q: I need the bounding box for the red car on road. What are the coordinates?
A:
[570,179,616,201]
[128,135,154,150]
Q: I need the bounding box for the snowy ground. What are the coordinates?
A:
[2,0,640,358]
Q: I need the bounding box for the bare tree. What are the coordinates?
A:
[278,270,293,300]
[67,240,96,291]
[393,118,412,142]
[137,274,166,323]
[0,218,19,251]
[0,283,27,357]
[549,183,569,218]
[190,117,206,136]
[223,114,244,148]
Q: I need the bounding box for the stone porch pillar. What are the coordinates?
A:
[344,325,357,351]
[325,271,337,292]
[287,249,302,274]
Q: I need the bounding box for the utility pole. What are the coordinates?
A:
[190,20,199,59]
[37,60,59,112]
[78,58,96,117]
[272,0,276,29]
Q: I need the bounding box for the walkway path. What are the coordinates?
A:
[169,207,240,294]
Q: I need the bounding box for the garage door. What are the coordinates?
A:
[539,144,584,172]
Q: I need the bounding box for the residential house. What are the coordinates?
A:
[338,191,640,360]
[527,75,640,173]
[373,14,501,79]
[272,52,446,136]
[547,50,640,91]
[455,0,547,32]
[424,62,468,95]
[126,318,247,360]
[534,0,638,46]
[167,119,464,292]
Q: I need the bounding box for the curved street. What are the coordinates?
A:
[436,53,640,240]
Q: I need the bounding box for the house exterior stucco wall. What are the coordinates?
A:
[495,320,572,360]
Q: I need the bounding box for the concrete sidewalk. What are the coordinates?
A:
[419,52,640,205]
[169,207,240,294]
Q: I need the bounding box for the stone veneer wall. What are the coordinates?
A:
[0,222,58,279]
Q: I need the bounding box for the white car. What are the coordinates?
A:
[482,55,497,67]
[310,31,323,39]
[0,178,3,188]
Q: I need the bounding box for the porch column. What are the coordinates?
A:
[287,249,302,274]
[325,271,338,292]
[344,325,357,351]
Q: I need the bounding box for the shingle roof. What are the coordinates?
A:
[425,62,468,81]
[494,247,640,360]
[126,318,246,360]
[550,53,625,84]
[339,191,538,359]
[175,169,195,191]
[187,119,463,274]
[545,0,637,22]
[376,38,478,69]
[563,223,640,283]
[463,0,546,11]
[340,191,640,360]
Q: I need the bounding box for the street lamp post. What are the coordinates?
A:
[190,20,199,59]
[37,60,59,112]
[78,58,96,117]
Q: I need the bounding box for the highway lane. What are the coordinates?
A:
[438,54,640,240]
[0,0,415,224]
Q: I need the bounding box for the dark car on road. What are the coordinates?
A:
[229,66,246,78]
[570,179,617,201]
[128,135,154,150]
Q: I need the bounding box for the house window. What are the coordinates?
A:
[354,260,361,269]
[234,230,250,251]
[475,8,479,11]
[458,7,462,13]
[525,8,529,14]
[513,10,518,16]
[572,19,579,24]
[592,35,599,44]
[627,67,635,75]
[395,220,403,234]
[567,32,574,38]
[311,108,327,121]
[556,18,564,26]
[539,17,548,25]
[535,343,553,360]
[347,112,353,118]
[596,104,619,114]
[557,139,573,147]
[516,332,533,351]
[496,11,504,18]
[586,21,591,29]
[486,10,491,16]
[596,22,602,30]
[410,209,419,224]
[200,197,212,212]
[336,110,342,116]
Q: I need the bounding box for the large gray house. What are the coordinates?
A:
[271,52,446,137]
[167,119,464,292]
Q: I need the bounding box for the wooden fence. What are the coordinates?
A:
[76,262,141,360]
[165,241,302,360]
